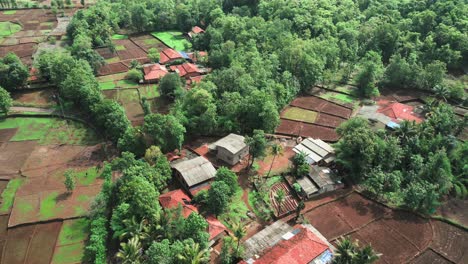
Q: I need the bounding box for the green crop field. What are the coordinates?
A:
[57,218,89,245]
[117,79,139,88]
[115,45,126,51]
[281,107,318,123]
[0,22,21,37]
[0,179,24,213]
[139,85,160,99]
[111,34,128,40]
[40,191,63,219]
[3,10,17,15]
[151,31,191,51]
[51,242,85,264]
[0,117,99,145]
[73,167,101,186]
[99,81,116,90]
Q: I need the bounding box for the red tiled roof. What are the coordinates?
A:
[206,215,227,240]
[160,48,183,64]
[191,26,205,34]
[188,51,208,63]
[143,64,168,81]
[28,68,39,82]
[170,63,202,77]
[377,100,423,123]
[190,75,205,84]
[254,226,330,264]
[159,189,198,218]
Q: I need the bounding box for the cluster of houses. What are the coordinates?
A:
[157,133,249,247]
[292,138,343,198]
[142,26,208,87]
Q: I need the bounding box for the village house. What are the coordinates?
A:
[296,166,343,199]
[159,48,184,64]
[169,63,202,78]
[171,156,217,196]
[142,63,168,83]
[188,26,205,39]
[213,133,249,166]
[293,138,335,165]
[242,221,334,264]
[158,189,228,246]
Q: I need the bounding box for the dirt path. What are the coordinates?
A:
[10,106,55,114]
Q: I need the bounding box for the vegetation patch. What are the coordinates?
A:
[0,178,24,213]
[219,188,248,229]
[105,57,120,64]
[111,34,128,40]
[281,107,318,123]
[116,79,139,88]
[151,31,191,51]
[73,167,100,186]
[0,22,21,36]
[115,45,126,51]
[3,10,17,15]
[0,118,53,141]
[99,81,116,90]
[143,37,160,45]
[57,218,89,246]
[40,191,63,220]
[40,121,99,146]
[139,85,160,99]
[52,242,85,264]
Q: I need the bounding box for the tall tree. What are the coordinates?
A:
[0,86,12,113]
[244,130,267,169]
[267,143,283,177]
[144,113,186,153]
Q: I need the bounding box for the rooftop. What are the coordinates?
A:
[309,166,337,189]
[159,189,198,218]
[206,215,227,241]
[160,48,183,64]
[244,222,333,264]
[191,26,205,34]
[293,138,334,164]
[171,156,217,187]
[143,63,168,81]
[377,100,423,123]
[214,133,247,154]
[169,63,202,77]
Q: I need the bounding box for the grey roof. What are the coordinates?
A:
[215,133,247,154]
[171,156,216,187]
[293,138,334,164]
[309,166,336,188]
[244,221,293,260]
[297,176,319,195]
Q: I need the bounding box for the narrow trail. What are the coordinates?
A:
[10,106,55,114]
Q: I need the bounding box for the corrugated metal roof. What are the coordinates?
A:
[172,156,216,187]
[293,144,323,163]
[302,138,328,157]
[297,176,319,195]
[311,139,334,153]
[293,138,334,164]
[215,133,247,154]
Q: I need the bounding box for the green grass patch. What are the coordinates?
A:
[117,79,139,88]
[105,57,120,64]
[151,31,191,51]
[97,72,126,82]
[40,191,63,219]
[0,117,54,141]
[99,81,116,90]
[3,10,17,15]
[16,199,34,215]
[281,107,318,123]
[73,167,100,186]
[57,218,89,246]
[39,120,99,146]
[219,188,248,229]
[139,85,160,99]
[0,21,22,37]
[51,242,85,264]
[115,45,126,51]
[77,195,90,202]
[111,34,128,40]
[0,179,24,213]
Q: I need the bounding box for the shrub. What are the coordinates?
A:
[126,69,143,83]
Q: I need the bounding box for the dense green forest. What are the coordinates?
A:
[2,0,462,263]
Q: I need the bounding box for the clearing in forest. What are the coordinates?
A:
[151,31,191,51]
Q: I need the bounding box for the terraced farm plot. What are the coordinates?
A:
[131,34,168,52]
[139,84,160,99]
[151,31,191,51]
[103,89,144,126]
[12,89,55,107]
[0,22,21,37]
[281,107,318,123]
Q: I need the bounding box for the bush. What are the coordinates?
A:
[126,69,143,83]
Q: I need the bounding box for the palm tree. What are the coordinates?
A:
[354,244,381,264]
[116,236,142,264]
[395,120,416,144]
[433,85,449,102]
[333,237,357,264]
[177,242,210,264]
[267,143,284,177]
[119,216,149,243]
[295,201,305,221]
[275,189,286,213]
[231,221,247,257]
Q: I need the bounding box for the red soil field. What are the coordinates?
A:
[0,128,17,143]
[0,141,37,178]
[430,220,468,263]
[410,249,452,264]
[276,119,339,142]
[275,119,302,136]
[98,62,129,76]
[290,96,352,118]
[2,222,61,264]
[130,35,168,52]
[12,89,54,107]
[304,203,353,239]
[333,193,389,228]
[0,43,37,65]
[314,113,347,128]
[269,182,298,218]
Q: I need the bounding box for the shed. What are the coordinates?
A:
[143,63,168,83]
[214,133,249,165]
[171,156,217,191]
[160,48,183,64]
[293,138,335,165]
[169,63,202,78]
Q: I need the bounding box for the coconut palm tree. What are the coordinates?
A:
[231,221,247,257]
[116,236,142,264]
[267,143,284,177]
[119,216,149,243]
[433,85,449,102]
[275,189,286,213]
[177,242,210,264]
[395,120,417,144]
[354,244,381,264]
[333,237,357,264]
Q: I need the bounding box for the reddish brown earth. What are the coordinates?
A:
[276,119,340,142]
[11,90,54,107]
[437,198,468,227]
[314,113,347,128]
[290,96,352,118]
[0,129,17,143]
[410,249,453,264]
[0,141,37,178]
[130,34,168,52]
